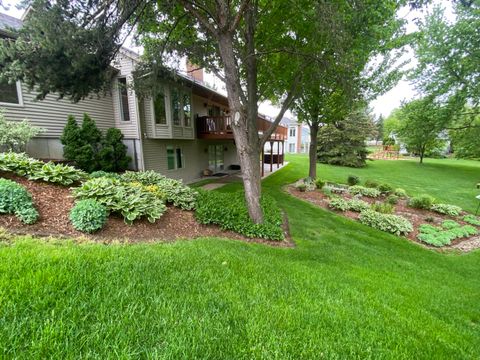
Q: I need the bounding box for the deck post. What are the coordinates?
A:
[277,141,280,169]
[282,141,284,165]
[270,141,274,173]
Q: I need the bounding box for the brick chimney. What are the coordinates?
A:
[186,60,204,82]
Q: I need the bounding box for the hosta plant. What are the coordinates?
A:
[328,197,349,212]
[0,152,43,176]
[346,198,370,212]
[430,203,462,216]
[359,210,413,236]
[28,162,87,185]
[348,185,380,198]
[463,214,480,226]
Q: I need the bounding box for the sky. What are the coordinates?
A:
[1,0,454,119]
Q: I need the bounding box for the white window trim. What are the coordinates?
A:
[117,77,132,123]
[0,81,24,107]
[166,145,185,171]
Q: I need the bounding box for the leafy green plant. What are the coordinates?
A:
[347,175,360,186]
[417,221,478,247]
[371,202,394,214]
[0,178,38,224]
[378,183,393,194]
[121,170,166,185]
[315,178,325,189]
[89,170,121,179]
[365,180,379,188]
[98,128,131,172]
[69,199,108,233]
[463,214,480,226]
[386,194,399,205]
[431,203,462,216]
[73,177,166,224]
[0,109,45,152]
[348,185,380,198]
[441,220,460,230]
[28,162,87,185]
[328,197,349,212]
[408,194,435,209]
[359,210,413,236]
[0,152,43,176]
[394,188,408,198]
[347,198,370,212]
[296,183,307,192]
[195,190,284,240]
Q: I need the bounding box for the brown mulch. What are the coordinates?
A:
[285,185,480,252]
[0,172,293,247]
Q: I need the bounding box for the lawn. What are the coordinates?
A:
[1,156,480,359]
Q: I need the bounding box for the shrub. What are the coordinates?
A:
[0,178,38,224]
[348,185,380,198]
[98,128,131,172]
[69,199,108,233]
[394,188,408,198]
[386,195,399,205]
[463,214,480,226]
[90,170,121,180]
[315,178,325,189]
[0,109,44,152]
[328,197,349,212]
[359,210,413,236]
[365,180,379,188]
[347,198,370,212]
[371,202,394,214]
[195,190,284,240]
[28,162,87,186]
[431,203,462,216]
[408,194,435,209]
[417,221,478,247]
[347,175,360,186]
[378,183,393,194]
[121,171,197,210]
[73,177,166,224]
[296,183,307,192]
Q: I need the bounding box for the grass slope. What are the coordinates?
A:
[1,157,480,359]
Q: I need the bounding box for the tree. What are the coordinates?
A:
[317,108,376,168]
[0,0,327,223]
[383,108,402,140]
[375,115,385,143]
[449,111,480,159]
[60,115,82,161]
[99,128,131,172]
[397,98,447,163]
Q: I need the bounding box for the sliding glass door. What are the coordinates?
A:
[208,144,224,173]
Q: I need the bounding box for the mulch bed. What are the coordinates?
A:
[285,185,480,252]
[0,172,293,247]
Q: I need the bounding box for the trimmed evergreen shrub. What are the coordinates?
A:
[378,183,393,194]
[98,128,131,172]
[70,199,108,233]
[347,175,360,186]
[195,190,284,240]
[0,178,38,224]
[394,188,408,198]
[365,180,379,188]
[386,194,399,205]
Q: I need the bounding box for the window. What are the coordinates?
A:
[183,93,191,127]
[0,80,20,104]
[289,128,296,137]
[167,145,184,170]
[289,143,295,153]
[171,88,181,126]
[118,78,130,121]
[154,91,167,125]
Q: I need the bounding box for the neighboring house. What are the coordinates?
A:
[281,116,310,154]
[0,13,287,183]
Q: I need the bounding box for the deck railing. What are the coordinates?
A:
[197,116,287,140]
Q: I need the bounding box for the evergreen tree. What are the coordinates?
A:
[98,128,131,172]
[60,115,83,162]
[75,114,103,172]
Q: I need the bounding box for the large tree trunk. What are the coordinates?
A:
[308,122,319,179]
[217,30,264,223]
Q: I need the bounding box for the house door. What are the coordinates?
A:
[208,144,224,173]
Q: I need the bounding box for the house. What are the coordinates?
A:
[0,13,287,183]
[281,116,310,154]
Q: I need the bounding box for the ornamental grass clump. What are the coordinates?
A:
[195,190,284,240]
[0,178,38,224]
[69,199,108,233]
[408,194,435,210]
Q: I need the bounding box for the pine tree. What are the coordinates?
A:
[60,115,83,162]
[98,128,131,172]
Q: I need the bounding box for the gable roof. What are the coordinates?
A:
[0,12,22,36]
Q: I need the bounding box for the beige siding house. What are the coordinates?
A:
[0,12,286,183]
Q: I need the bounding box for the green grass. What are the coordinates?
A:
[295,155,479,212]
[1,156,480,359]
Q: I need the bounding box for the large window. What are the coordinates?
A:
[167,145,184,170]
[171,89,181,126]
[118,78,130,121]
[154,91,167,125]
[183,93,191,127]
[0,80,20,104]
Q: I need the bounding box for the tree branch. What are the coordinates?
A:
[229,0,251,32]
[179,0,217,35]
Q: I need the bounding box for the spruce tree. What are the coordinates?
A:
[98,128,131,172]
[60,115,83,162]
